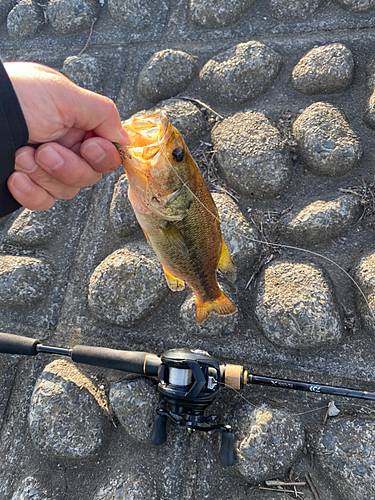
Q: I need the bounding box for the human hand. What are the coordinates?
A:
[5,61,129,211]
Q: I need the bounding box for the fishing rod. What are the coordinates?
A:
[1,331,374,466]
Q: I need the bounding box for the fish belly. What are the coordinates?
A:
[143,207,219,295]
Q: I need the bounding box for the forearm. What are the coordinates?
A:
[0,60,28,217]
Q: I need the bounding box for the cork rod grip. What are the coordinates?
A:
[224,364,245,390]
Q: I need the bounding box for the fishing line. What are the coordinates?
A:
[155,129,374,321]
[216,381,257,408]
[217,380,333,418]
[218,380,375,419]
[218,380,328,417]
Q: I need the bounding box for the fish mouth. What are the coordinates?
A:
[117,110,177,208]
[119,111,172,161]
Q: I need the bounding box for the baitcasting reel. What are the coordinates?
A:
[1,332,375,466]
[151,348,242,466]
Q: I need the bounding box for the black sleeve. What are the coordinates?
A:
[0,60,29,218]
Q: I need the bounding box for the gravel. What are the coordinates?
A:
[137,49,197,104]
[293,102,362,176]
[199,41,282,105]
[29,360,107,458]
[212,110,291,198]
[280,193,362,246]
[291,43,354,95]
[88,242,168,326]
[254,260,343,348]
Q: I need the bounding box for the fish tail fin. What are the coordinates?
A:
[196,291,237,325]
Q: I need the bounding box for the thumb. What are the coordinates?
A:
[60,85,129,145]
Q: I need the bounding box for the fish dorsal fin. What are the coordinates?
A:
[162,266,185,292]
[217,240,237,282]
[160,222,189,257]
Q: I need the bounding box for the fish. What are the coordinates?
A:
[117,111,237,325]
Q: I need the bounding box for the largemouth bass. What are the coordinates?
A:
[118,111,237,324]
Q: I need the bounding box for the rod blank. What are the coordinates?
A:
[247,374,375,401]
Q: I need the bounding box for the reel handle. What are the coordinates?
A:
[218,429,234,467]
[151,413,167,445]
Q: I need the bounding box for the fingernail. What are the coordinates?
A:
[10,172,33,194]
[81,142,106,163]
[36,146,64,171]
[119,127,130,145]
[15,151,37,173]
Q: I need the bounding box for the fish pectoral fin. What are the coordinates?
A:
[163,266,185,292]
[160,222,189,257]
[140,227,152,245]
[195,290,237,325]
[217,240,237,282]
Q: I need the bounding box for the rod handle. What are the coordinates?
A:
[0,332,40,356]
[71,345,161,376]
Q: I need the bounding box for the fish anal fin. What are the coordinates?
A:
[163,266,185,292]
[195,290,237,325]
[160,222,189,257]
[217,240,237,282]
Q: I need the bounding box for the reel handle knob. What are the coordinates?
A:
[218,428,234,466]
[151,413,167,445]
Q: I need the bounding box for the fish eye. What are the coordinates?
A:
[172,147,184,162]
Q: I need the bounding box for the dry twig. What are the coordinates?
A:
[259,486,304,495]
[78,18,96,56]
[305,472,322,500]
[265,480,306,487]
[178,96,224,120]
